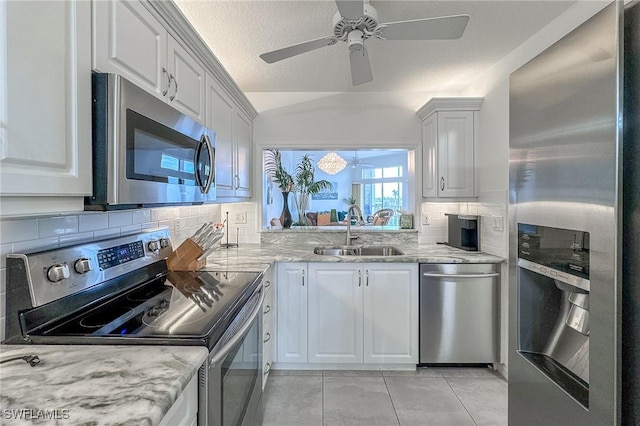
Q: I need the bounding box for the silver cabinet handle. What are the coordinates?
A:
[264,362,271,375]
[235,174,240,189]
[302,269,305,286]
[358,270,361,287]
[169,74,177,101]
[263,305,271,315]
[264,332,271,343]
[440,176,445,191]
[162,68,170,96]
[422,272,500,279]
[264,280,271,289]
[366,270,369,286]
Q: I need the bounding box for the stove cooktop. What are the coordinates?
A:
[25,270,261,348]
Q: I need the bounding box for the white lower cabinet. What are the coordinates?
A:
[276,263,308,363]
[158,372,198,426]
[277,262,418,367]
[308,264,363,363]
[364,264,419,364]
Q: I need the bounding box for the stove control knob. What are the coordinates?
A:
[148,240,160,252]
[47,263,70,282]
[159,238,170,249]
[74,258,92,274]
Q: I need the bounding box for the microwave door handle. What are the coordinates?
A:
[200,133,215,194]
[208,286,264,367]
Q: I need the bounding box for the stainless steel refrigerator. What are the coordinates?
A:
[508,1,639,424]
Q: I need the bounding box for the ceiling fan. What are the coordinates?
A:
[349,152,373,168]
[259,0,470,86]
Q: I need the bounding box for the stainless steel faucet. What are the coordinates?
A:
[346,205,364,246]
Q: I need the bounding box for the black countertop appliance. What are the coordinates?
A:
[445,214,478,251]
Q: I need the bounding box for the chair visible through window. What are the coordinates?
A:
[372,208,394,226]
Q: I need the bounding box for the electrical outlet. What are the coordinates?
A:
[492,215,504,232]
[422,214,430,226]
[175,219,181,230]
[235,212,247,224]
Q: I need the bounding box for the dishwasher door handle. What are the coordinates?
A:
[422,272,500,279]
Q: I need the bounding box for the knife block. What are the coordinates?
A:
[166,238,206,271]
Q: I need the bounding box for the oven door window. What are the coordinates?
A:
[221,315,260,426]
[126,109,199,186]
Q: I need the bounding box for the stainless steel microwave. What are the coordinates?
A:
[86,73,215,210]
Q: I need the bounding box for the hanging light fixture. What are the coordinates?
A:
[317,152,347,175]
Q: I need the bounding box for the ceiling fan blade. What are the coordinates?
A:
[378,14,470,40]
[349,47,373,86]
[335,0,364,19]
[260,36,338,63]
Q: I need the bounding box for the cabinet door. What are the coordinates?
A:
[93,0,167,99]
[421,114,438,198]
[308,264,363,363]
[437,111,475,197]
[167,36,205,124]
[235,110,253,198]
[1,0,91,198]
[363,263,418,364]
[206,73,235,197]
[276,263,308,363]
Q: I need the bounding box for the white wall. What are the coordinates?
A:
[250,92,422,148]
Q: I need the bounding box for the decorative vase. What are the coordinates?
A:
[280,191,293,229]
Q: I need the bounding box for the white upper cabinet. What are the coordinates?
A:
[235,110,253,198]
[418,98,483,199]
[206,75,235,195]
[206,73,253,199]
[93,0,205,123]
[1,0,91,209]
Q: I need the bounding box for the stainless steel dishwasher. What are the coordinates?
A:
[419,263,499,365]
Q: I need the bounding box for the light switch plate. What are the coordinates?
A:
[422,214,430,226]
[235,212,247,224]
[492,215,503,232]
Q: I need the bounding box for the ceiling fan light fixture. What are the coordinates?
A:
[318,152,348,174]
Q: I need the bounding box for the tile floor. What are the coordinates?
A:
[262,367,507,426]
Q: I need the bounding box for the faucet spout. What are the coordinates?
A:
[346,205,364,246]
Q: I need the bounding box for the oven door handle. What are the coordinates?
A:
[209,285,264,367]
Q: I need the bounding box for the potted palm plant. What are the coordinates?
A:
[264,149,294,228]
[294,154,332,225]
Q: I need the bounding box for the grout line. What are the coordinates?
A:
[443,376,478,426]
[382,375,402,426]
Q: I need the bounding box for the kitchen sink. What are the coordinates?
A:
[313,246,404,256]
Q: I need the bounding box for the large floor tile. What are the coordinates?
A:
[270,369,323,376]
[324,376,399,426]
[446,377,508,426]
[385,376,475,426]
[262,376,323,426]
[323,370,383,377]
[382,368,443,378]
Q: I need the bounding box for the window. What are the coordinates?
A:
[361,165,407,226]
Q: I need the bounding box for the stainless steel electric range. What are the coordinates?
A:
[3,229,263,426]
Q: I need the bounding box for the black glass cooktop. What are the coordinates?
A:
[28,270,261,348]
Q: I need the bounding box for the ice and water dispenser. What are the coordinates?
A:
[516,224,590,407]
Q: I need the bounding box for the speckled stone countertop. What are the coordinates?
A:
[203,242,504,273]
[0,345,208,425]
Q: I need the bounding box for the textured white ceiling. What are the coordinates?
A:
[175,0,575,93]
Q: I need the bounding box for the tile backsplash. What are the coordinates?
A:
[0,204,222,342]
[419,190,508,258]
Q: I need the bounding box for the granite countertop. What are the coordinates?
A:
[0,345,208,425]
[202,242,504,273]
